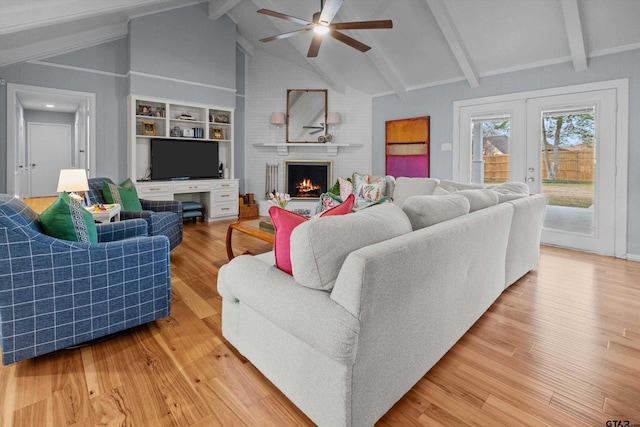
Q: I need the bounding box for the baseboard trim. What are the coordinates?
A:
[626,253,640,262]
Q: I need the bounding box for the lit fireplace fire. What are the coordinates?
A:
[295,178,321,197]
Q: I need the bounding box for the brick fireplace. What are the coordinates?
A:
[284,160,332,199]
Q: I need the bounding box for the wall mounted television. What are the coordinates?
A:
[150,138,219,181]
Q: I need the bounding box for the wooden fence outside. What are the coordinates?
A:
[481,150,594,182]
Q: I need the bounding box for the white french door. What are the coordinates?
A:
[454,81,627,257]
[526,89,617,254]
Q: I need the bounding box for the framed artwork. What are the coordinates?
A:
[141,121,156,136]
[211,127,224,139]
[385,116,430,177]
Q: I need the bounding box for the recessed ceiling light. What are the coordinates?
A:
[46,104,55,108]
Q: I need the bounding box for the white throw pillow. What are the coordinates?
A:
[392,177,440,207]
[489,182,530,203]
[401,194,470,230]
[455,189,500,212]
[438,179,486,192]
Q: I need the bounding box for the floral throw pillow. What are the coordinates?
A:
[338,177,353,201]
[352,172,387,207]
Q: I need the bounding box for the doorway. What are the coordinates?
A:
[28,123,72,197]
[454,80,628,257]
[6,83,96,199]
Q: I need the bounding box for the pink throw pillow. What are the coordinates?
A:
[270,194,354,275]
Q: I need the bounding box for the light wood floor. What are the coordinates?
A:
[1,219,639,426]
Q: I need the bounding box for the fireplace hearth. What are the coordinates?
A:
[284,160,332,199]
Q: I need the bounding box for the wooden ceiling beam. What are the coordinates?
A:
[560,0,588,72]
[424,0,479,88]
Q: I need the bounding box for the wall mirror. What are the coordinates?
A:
[287,89,327,143]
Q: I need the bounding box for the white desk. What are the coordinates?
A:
[85,204,121,223]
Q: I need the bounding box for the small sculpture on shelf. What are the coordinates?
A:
[170,126,182,137]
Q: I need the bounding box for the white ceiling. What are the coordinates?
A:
[2,0,640,98]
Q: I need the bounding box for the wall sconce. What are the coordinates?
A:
[57,168,89,204]
[270,112,285,144]
[326,112,341,142]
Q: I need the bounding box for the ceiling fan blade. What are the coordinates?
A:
[331,20,393,30]
[260,28,313,43]
[318,0,343,25]
[329,30,371,53]
[257,9,311,26]
[307,33,323,57]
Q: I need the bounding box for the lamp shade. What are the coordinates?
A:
[326,112,341,125]
[56,169,89,192]
[270,112,285,125]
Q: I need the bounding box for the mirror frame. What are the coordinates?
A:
[286,89,327,143]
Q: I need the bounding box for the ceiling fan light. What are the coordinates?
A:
[313,25,330,35]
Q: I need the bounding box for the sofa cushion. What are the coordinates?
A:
[392,177,440,206]
[438,179,485,193]
[38,192,98,243]
[489,182,530,203]
[290,203,412,291]
[102,178,143,211]
[456,189,500,212]
[402,194,470,230]
[270,194,355,275]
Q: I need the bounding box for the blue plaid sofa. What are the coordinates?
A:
[87,178,183,250]
[0,194,171,365]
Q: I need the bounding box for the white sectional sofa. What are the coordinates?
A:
[217,182,547,426]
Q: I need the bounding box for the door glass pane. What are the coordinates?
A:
[471,115,510,184]
[540,107,595,235]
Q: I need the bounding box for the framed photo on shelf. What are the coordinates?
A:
[211,127,224,139]
[138,105,153,116]
[141,121,156,136]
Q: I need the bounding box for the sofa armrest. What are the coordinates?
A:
[140,199,183,215]
[218,255,360,363]
[96,218,148,242]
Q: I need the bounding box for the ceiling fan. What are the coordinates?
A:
[257,0,393,57]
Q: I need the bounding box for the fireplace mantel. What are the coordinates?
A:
[254,142,362,156]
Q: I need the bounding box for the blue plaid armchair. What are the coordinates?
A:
[0,194,171,365]
[87,178,183,250]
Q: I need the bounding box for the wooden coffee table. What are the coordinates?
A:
[226,218,274,260]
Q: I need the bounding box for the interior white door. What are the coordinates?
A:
[526,89,617,255]
[27,123,71,197]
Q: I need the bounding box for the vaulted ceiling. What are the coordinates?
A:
[2,0,640,98]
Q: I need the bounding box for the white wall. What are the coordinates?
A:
[244,50,372,199]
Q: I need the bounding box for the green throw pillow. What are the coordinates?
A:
[39,192,98,243]
[102,178,143,211]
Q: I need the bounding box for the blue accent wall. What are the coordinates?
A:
[128,2,236,107]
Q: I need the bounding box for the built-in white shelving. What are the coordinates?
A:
[127,95,238,220]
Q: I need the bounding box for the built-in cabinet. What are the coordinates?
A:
[128,95,238,220]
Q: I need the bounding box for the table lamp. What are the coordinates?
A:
[57,169,89,204]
